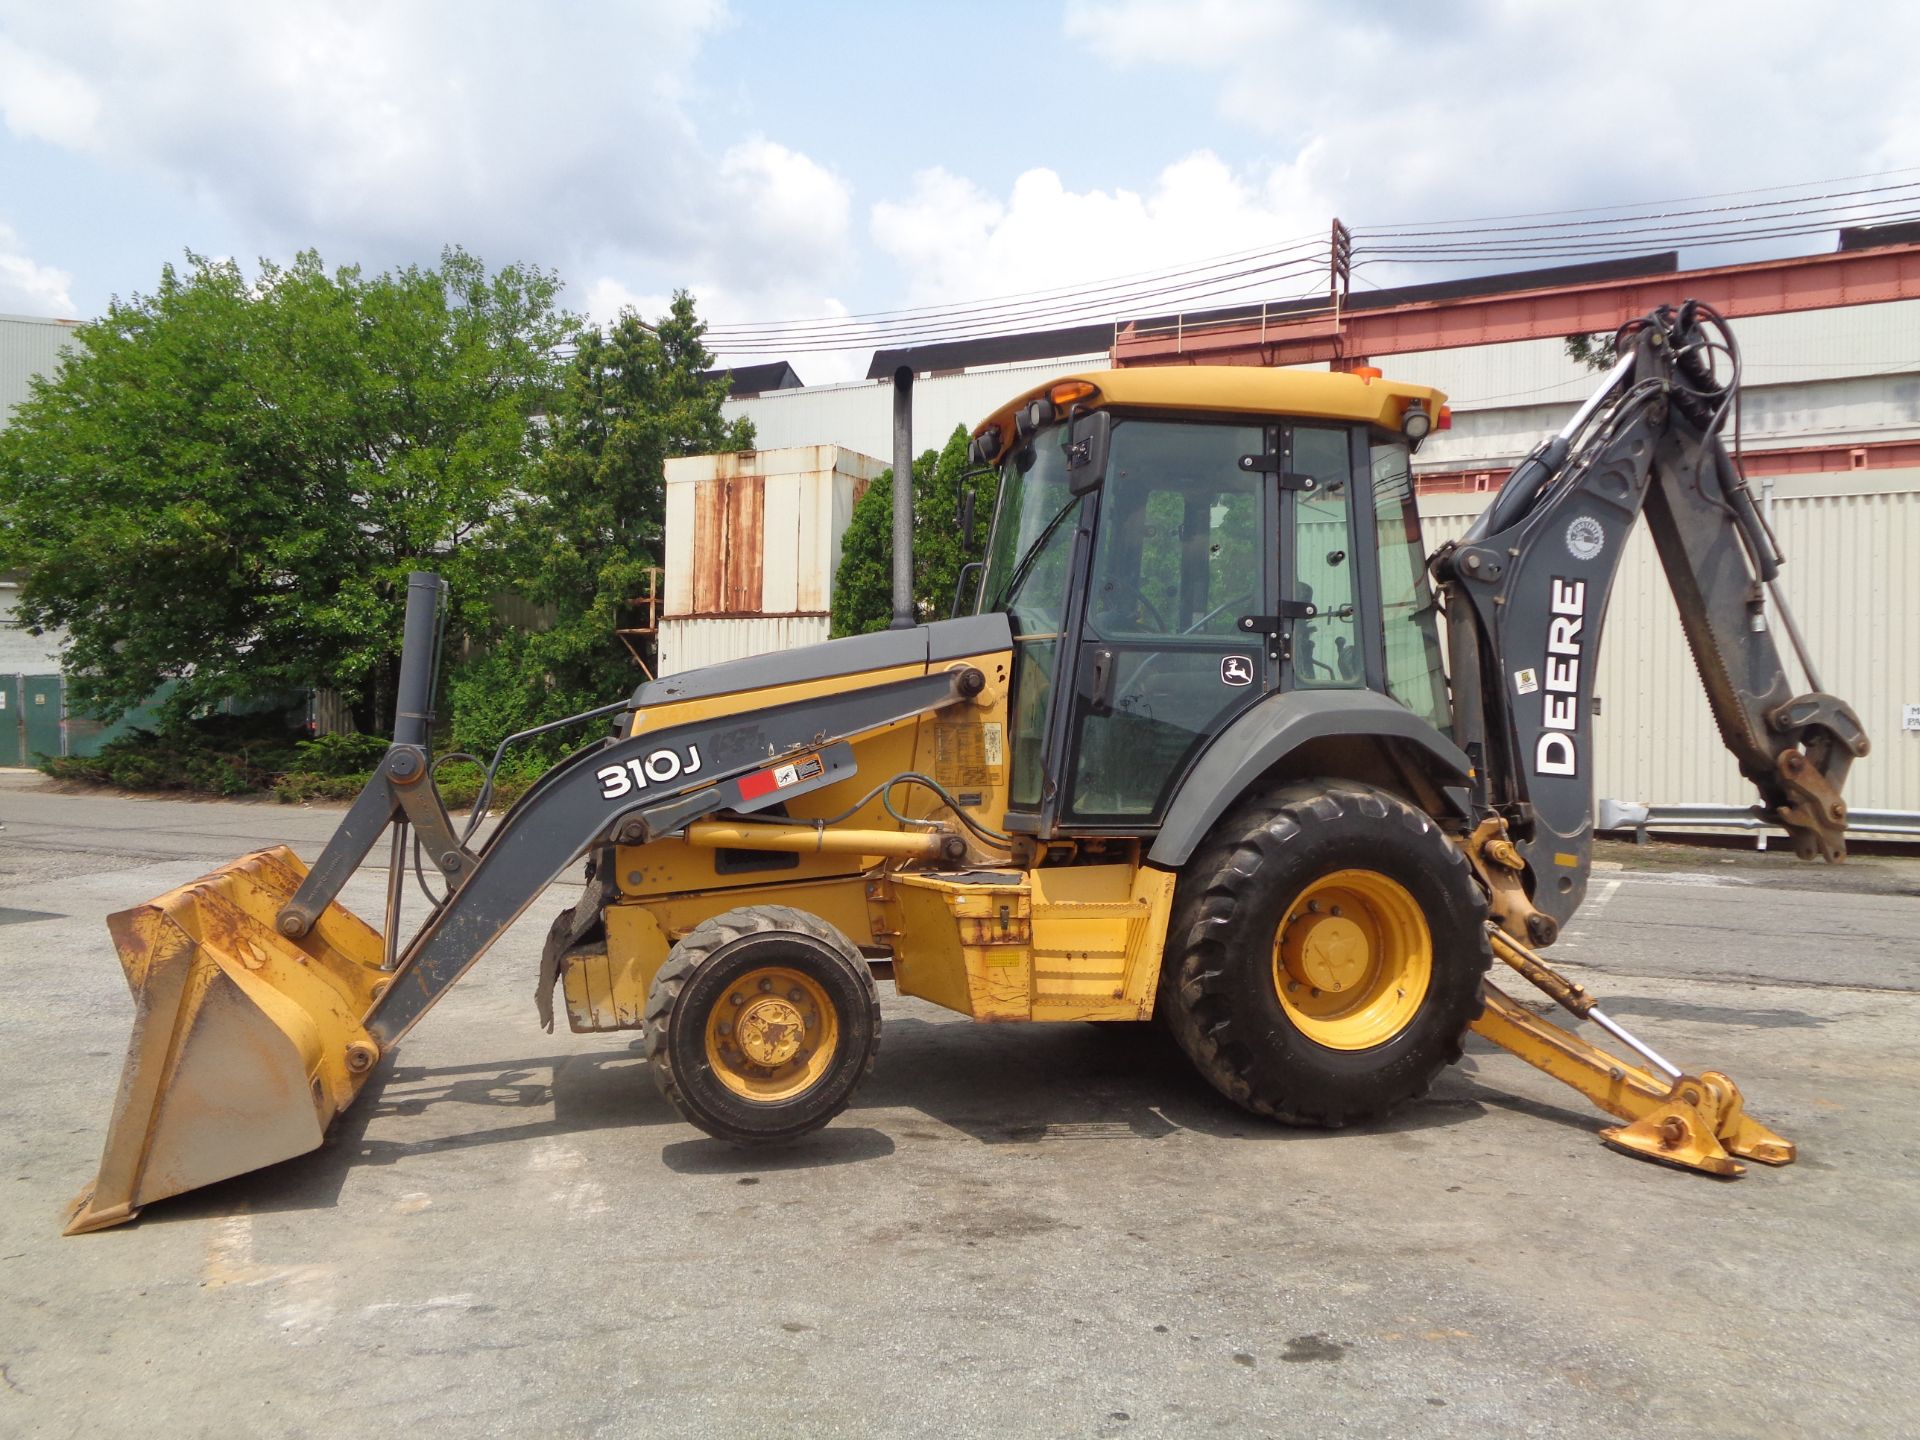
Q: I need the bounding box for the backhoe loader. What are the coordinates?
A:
[66,300,1867,1234]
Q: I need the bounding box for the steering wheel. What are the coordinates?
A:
[1095,577,1169,635]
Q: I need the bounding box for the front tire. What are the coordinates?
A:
[644,906,880,1145]
[1159,782,1489,1126]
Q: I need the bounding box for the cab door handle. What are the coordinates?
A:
[1090,647,1115,713]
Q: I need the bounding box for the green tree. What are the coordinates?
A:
[830,424,996,636]
[0,248,578,729]
[470,294,752,746]
[1565,331,1618,372]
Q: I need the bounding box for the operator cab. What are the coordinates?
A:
[969,368,1450,838]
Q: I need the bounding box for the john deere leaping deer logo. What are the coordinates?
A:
[1220,655,1254,687]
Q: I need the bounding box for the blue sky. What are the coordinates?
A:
[3,1,1916,381]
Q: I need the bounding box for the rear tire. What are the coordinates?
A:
[1159,782,1489,1126]
[644,906,880,1145]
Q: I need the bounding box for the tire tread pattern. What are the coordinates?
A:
[643,905,880,1144]
[1161,782,1491,1127]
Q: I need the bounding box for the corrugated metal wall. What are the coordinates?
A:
[1422,470,1920,812]
[724,359,1107,460]
[0,314,81,421]
[657,616,833,677]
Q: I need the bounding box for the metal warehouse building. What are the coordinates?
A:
[691,237,1920,824]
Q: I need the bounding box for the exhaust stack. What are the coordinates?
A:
[890,365,914,629]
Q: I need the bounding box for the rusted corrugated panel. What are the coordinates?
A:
[686,469,767,617]
[725,472,764,613]
[690,477,725,615]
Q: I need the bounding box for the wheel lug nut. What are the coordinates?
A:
[788,988,803,1002]
[758,978,773,993]
[1329,905,1342,917]
[1307,901,1320,913]
[730,993,744,1006]
[718,1022,732,1036]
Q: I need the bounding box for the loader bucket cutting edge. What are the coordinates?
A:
[64,846,389,1235]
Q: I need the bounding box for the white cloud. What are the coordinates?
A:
[871,153,1332,309]
[1064,0,1920,245]
[0,2,856,317]
[0,35,100,147]
[713,139,852,290]
[0,220,75,315]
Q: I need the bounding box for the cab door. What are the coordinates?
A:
[1058,418,1273,826]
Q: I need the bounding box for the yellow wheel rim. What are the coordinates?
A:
[1271,869,1432,1051]
[703,965,840,1102]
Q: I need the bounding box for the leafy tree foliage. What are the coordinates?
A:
[484,295,752,731]
[0,248,577,728]
[1565,331,1618,372]
[830,424,997,636]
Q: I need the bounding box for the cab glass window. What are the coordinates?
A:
[982,434,1080,808]
[1370,436,1450,732]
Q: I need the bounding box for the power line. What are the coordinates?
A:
[1355,188,1920,253]
[708,229,1329,334]
[707,254,1330,349]
[1356,164,1920,231]
[700,167,1920,360]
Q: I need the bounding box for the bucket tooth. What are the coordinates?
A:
[66,846,389,1235]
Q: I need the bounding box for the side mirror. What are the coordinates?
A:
[958,487,977,549]
[1065,407,1112,496]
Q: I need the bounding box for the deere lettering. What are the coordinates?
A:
[1534,577,1586,776]
[597,744,704,801]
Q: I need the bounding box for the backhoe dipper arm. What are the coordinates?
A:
[1433,303,1868,941]
[359,666,983,1047]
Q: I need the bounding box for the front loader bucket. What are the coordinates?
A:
[65,846,388,1235]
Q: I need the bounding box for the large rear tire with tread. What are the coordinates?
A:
[644,906,880,1146]
[1159,781,1489,1126]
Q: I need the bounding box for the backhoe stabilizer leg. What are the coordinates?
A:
[1470,983,1795,1178]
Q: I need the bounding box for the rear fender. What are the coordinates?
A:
[1146,690,1471,868]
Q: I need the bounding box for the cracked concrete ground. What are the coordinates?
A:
[1,775,1916,1438]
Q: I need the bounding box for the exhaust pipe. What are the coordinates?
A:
[891,365,914,630]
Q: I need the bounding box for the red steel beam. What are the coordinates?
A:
[1415,438,1920,494]
[1113,245,1920,368]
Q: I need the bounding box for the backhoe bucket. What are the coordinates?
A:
[65,846,388,1235]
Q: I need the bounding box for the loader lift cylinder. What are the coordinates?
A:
[382,572,447,967]
[891,365,914,629]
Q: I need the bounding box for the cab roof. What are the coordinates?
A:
[972,366,1447,465]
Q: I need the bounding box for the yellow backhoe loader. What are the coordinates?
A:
[66,300,1866,1234]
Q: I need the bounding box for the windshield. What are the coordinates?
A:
[978,431,1077,630]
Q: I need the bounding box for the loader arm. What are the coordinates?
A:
[64,657,982,1233]
[1433,303,1868,942]
[362,666,979,1046]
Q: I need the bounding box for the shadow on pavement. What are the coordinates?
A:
[661,1127,895,1174]
[135,1008,1495,1227]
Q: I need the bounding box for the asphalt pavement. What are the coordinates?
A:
[1,773,1916,1439]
